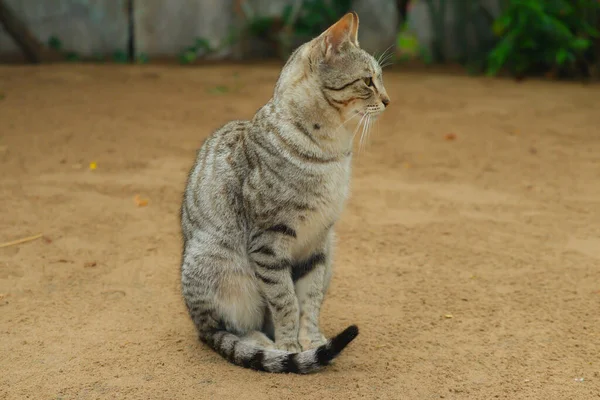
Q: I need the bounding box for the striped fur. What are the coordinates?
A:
[180,12,389,373]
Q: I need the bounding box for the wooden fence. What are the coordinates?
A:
[0,0,502,64]
[0,0,243,60]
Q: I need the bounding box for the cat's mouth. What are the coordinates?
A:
[357,110,382,120]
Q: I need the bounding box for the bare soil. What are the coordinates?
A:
[1,64,599,400]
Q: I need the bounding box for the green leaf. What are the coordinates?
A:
[136,53,149,64]
[398,34,419,52]
[208,85,230,94]
[179,50,197,64]
[195,38,211,52]
[486,35,515,75]
[47,36,62,50]
[492,15,511,36]
[113,50,128,64]
[281,4,293,25]
[419,47,433,65]
[570,37,590,51]
[556,48,569,65]
[65,52,80,62]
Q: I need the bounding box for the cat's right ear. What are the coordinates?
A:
[318,12,359,59]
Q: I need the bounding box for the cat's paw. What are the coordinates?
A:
[275,339,302,353]
[299,333,327,351]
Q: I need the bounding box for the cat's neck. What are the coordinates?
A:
[265,94,354,158]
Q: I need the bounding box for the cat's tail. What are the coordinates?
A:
[199,325,359,374]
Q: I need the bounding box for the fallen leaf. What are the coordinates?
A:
[444,133,457,141]
[208,85,230,94]
[84,262,97,268]
[89,161,97,170]
[444,314,454,319]
[134,195,149,207]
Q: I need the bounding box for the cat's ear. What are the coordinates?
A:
[320,12,359,57]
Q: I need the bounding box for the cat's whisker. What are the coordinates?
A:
[352,114,368,155]
[352,113,368,143]
[379,53,396,69]
[359,114,372,153]
[365,115,374,152]
[380,60,395,69]
[377,44,394,67]
[380,54,393,66]
[336,113,360,134]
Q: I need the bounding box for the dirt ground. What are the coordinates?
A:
[1,64,599,400]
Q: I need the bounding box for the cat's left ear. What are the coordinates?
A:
[320,12,359,58]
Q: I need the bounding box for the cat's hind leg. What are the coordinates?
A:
[181,236,265,338]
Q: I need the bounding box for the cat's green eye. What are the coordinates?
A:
[363,77,373,87]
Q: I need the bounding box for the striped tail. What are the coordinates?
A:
[200,325,359,374]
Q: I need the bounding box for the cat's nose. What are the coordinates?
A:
[382,97,390,108]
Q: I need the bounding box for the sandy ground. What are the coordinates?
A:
[1,64,599,400]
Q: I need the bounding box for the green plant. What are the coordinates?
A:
[235,0,352,59]
[136,53,149,64]
[288,0,352,38]
[487,0,600,78]
[47,35,62,51]
[65,51,80,62]
[179,33,238,64]
[112,50,128,63]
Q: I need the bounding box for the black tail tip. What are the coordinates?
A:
[340,324,359,342]
[314,324,359,368]
[330,324,359,353]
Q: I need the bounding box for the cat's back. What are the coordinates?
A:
[181,120,251,241]
[186,120,252,186]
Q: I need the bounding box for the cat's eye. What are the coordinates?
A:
[363,77,373,87]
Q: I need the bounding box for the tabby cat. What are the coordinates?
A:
[180,11,390,374]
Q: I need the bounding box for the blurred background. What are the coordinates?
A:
[1,0,599,80]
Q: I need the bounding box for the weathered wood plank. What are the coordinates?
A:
[134,0,236,57]
[0,0,128,59]
[0,0,44,62]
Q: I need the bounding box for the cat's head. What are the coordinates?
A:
[276,12,390,126]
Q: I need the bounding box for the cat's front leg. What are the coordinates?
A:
[295,254,330,351]
[251,245,301,352]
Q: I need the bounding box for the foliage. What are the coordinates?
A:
[48,36,62,51]
[239,0,352,59]
[136,53,149,64]
[179,32,238,64]
[112,50,129,64]
[47,35,135,64]
[486,0,600,78]
[286,0,352,38]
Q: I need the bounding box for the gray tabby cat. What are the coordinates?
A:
[180,11,390,374]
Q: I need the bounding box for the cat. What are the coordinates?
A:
[180,11,390,374]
